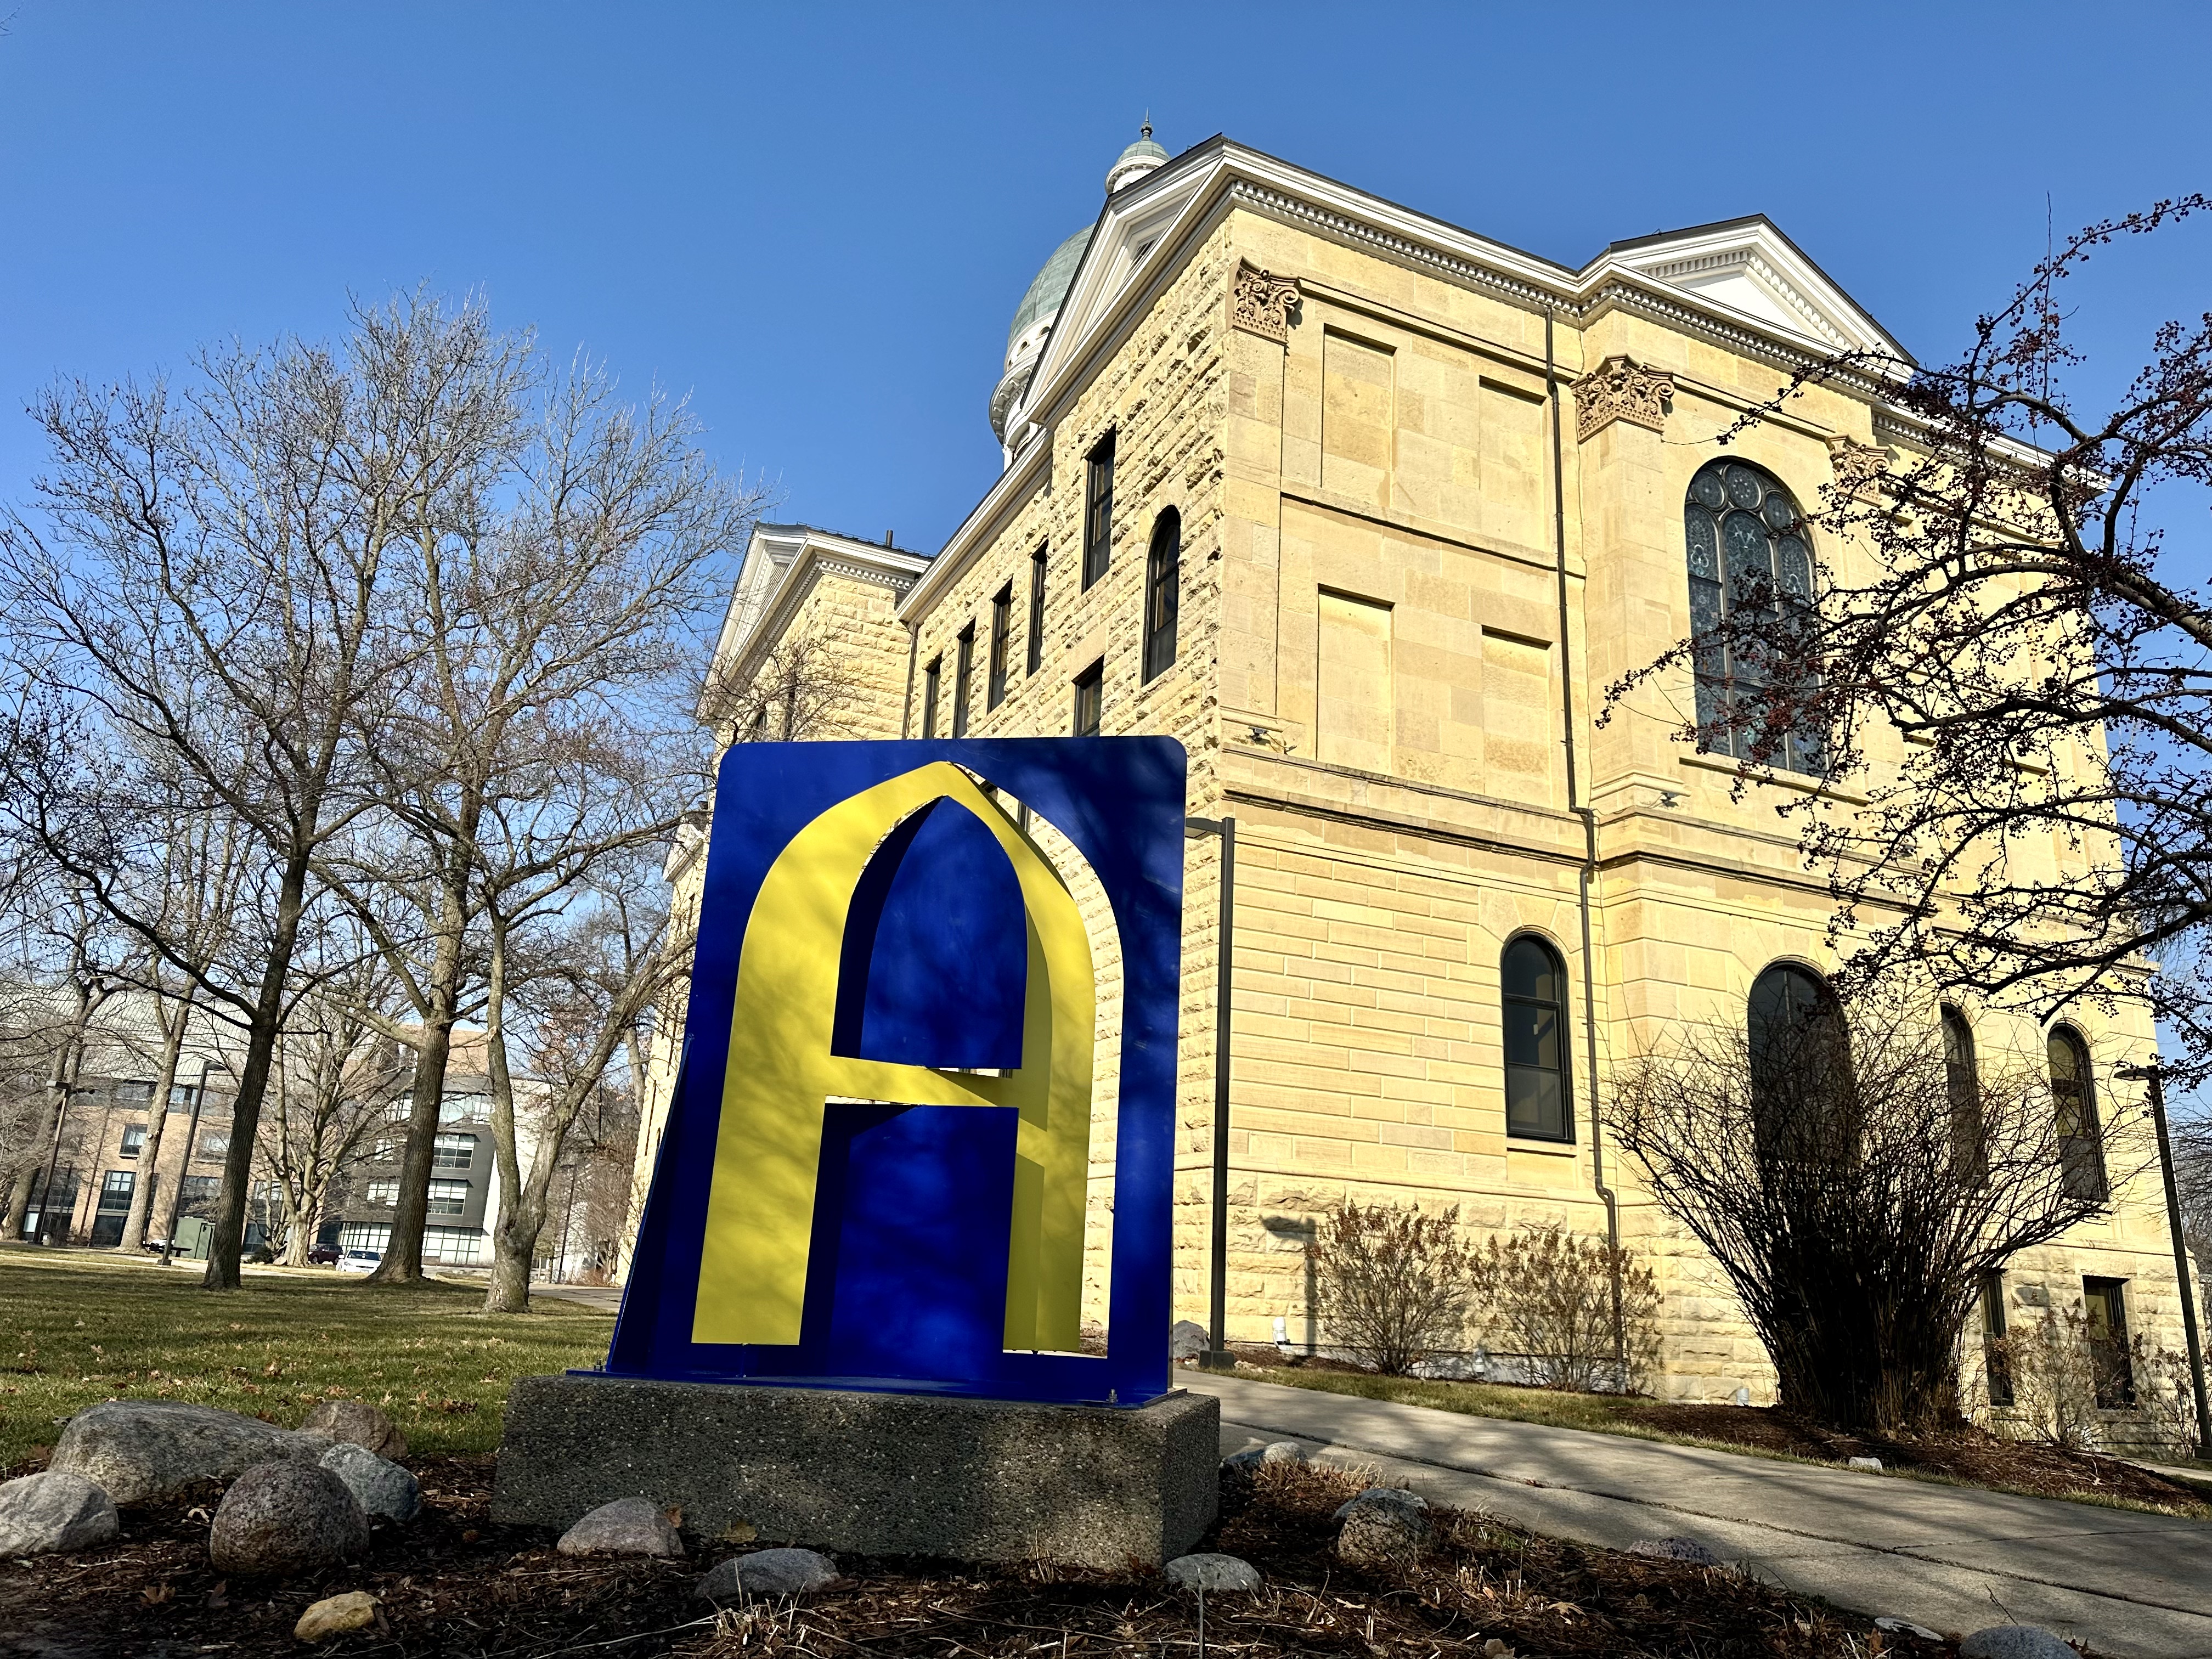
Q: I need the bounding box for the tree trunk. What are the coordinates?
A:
[204,852,312,1291]
[368,860,470,1286]
[4,979,97,1239]
[117,992,192,1252]
[481,923,535,1313]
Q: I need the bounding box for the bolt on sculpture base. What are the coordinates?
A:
[491,1374,1220,1570]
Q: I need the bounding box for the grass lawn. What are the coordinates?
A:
[0,1245,614,1472]
[1235,1355,2212,1517]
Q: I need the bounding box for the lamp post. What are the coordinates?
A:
[1183,814,1237,1372]
[2117,1060,2212,1462]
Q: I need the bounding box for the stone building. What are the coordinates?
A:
[625,129,2190,1419]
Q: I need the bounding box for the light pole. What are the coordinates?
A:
[2117,1060,2212,1462]
[1184,814,1237,1372]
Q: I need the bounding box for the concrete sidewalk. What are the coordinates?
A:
[1185,1372,2212,1657]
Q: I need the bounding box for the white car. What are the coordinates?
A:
[335,1249,382,1276]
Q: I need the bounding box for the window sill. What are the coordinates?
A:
[1505,1136,1577,1156]
[1679,750,1867,804]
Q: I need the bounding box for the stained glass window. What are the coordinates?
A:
[1685,461,1824,775]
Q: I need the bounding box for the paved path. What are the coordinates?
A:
[1184,1372,2212,1657]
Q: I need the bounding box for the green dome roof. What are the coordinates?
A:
[1006,225,1092,354]
[1115,134,1169,169]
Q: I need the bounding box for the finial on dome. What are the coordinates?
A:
[1105,117,1169,196]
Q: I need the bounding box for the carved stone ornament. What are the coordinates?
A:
[1573,354,1677,442]
[1826,435,1895,501]
[1229,261,1301,345]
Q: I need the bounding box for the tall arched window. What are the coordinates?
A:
[1142,508,1180,682]
[1942,1006,1986,1185]
[1502,935,1570,1143]
[1685,460,1823,775]
[2048,1026,2107,1203]
[1748,963,1850,1155]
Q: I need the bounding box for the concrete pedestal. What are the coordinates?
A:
[491,1374,1219,1569]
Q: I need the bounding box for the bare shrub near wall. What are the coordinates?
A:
[1990,1300,2202,1455]
[1308,1202,1480,1376]
[1476,1226,1663,1393]
[1609,988,2147,1433]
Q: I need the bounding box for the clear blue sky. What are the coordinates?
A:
[1,3,2207,560]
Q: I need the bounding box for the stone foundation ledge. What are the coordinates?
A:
[491,1374,1219,1570]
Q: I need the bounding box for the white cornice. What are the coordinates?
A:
[702,525,929,721]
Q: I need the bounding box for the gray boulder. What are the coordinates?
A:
[1960,1629,2080,1659]
[1164,1553,1262,1592]
[557,1496,684,1558]
[209,1459,370,1576]
[318,1442,420,1522]
[697,1547,839,1600]
[301,1400,408,1461]
[0,1470,120,1559]
[52,1399,331,1505]
[1223,1440,1307,1487]
[1334,1487,1431,1570]
[1628,1536,1723,1566]
[1170,1321,1211,1361]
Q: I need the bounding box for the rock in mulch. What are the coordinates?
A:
[697,1547,840,1600]
[1222,1441,1306,1492]
[318,1441,421,1522]
[1170,1319,1211,1361]
[557,1497,684,1558]
[0,1470,119,1559]
[295,1590,381,1643]
[1164,1553,1262,1592]
[1334,1487,1432,1570]
[1628,1536,1724,1566]
[301,1399,408,1461]
[1846,1455,1884,1472]
[51,1399,331,1505]
[209,1459,370,1577]
[1960,1628,2080,1659]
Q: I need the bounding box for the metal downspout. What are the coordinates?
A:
[1547,310,1625,1372]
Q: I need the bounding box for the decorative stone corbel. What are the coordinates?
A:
[1229,261,1301,345]
[1825,435,1895,502]
[1573,355,1676,442]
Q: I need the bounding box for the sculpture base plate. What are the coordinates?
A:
[490,1374,1220,1569]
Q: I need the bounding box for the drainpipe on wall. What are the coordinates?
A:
[1547,309,1626,1374]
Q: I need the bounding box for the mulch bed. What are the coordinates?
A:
[0,1453,1962,1659]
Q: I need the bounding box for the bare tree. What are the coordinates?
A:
[0,291,528,1288]
[2,881,123,1241]
[708,629,867,744]
[328,349,755,1286]
[1609,195,2212,1077]
[1609,989,2148,1431]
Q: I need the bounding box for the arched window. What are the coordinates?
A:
[1142,509,1180,682]
[2048,1026,2106,1203]
[1747,963,1850,1156]
[1685,460,1823,775]
[1942,1006,1986,1185]
[1502,935,1570,1143]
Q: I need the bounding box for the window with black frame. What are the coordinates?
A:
[988,585,1013,709]
[1072,661,1103,737]
[1943,1006,1987,1185]
[952,624,975,736]
[2083,1276,2135,1407]
[1143,509,1180,682]
[1082,431,1115,589]
[1026,546,1048,674]
[1747,963,1852,1158]
[1501,935,1570,1142]
[2049,1026,2107,1203]
[920,656,941,738]
[1685,460,1824,775]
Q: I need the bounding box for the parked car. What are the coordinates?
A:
[306,1244,341,1266]
[335,1249,381,1275]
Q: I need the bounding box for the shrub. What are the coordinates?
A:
[1308,1202,1479,1375]
[1475,1224,1663,1393]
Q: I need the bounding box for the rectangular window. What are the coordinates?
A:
[1072,660,1104,738]
[439,1093,489,1125]
[921,657,941,738]
[365,1179,399,1205]
[2083,1277,2135,1408]
[433,1132,476,1171]
[178,1174,220,1216]
[195,1131,229,1162]
[952,624,975,736]
[98,1170,136,1207]
[120,1124,146,1158]
[1979,1269,2015,1408]
[1026,545,1048,674]
[426,1179,470,1217]
[424,1226,486,1265]
[1143,513,1180,682]
[116,1080,154,1103]
[1082,431,1115,589]
[338,1222,391,1254]
[987,585,1013,709]
[167,1082,200,1109]
[383,1099,411,1123]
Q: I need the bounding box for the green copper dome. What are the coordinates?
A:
[1006,225,1092,355]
